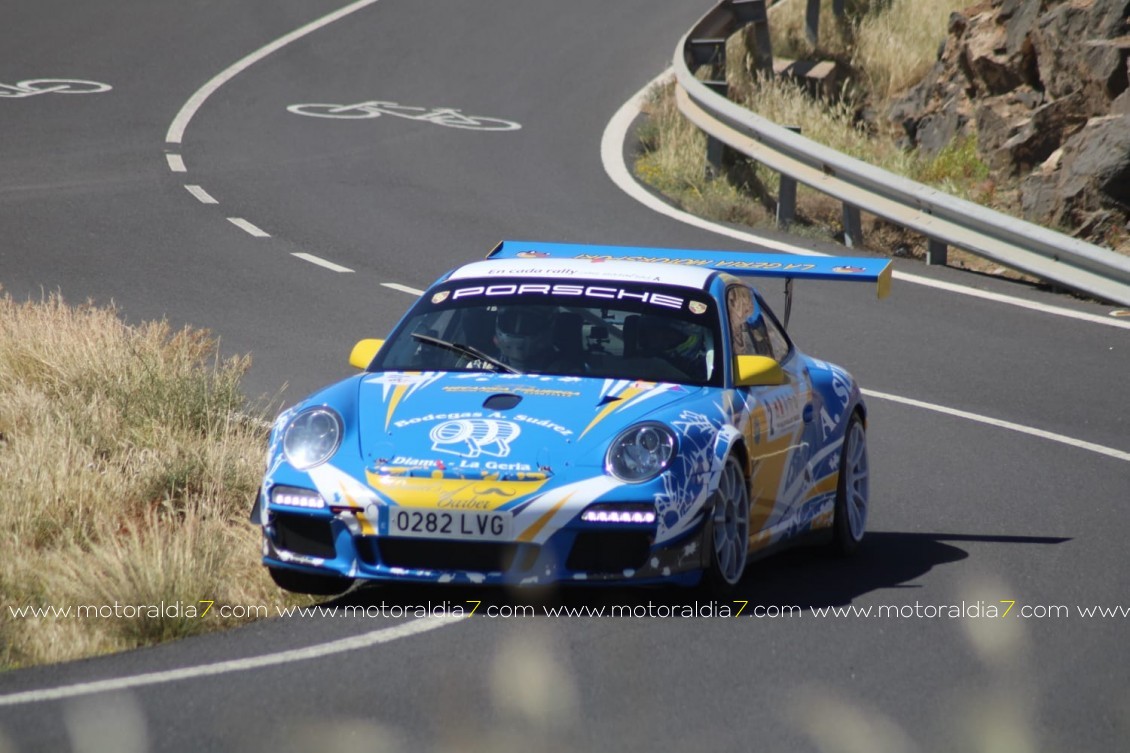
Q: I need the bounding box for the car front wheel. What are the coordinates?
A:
[706,454,751,590]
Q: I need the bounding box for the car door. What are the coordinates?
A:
[726,284,818,546]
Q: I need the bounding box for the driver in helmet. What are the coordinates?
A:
[637,316,708,380]
[493,306,558,372]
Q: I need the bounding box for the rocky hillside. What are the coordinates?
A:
[889,0,1130,249]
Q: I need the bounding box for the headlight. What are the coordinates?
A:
[605,422,676,483]
[283,407,343,470]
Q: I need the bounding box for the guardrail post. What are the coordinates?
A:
[926,238,949,266]
[805,0,820,47]
[704,80,729,178]
[777,125,800,228]
[777,177,798,229]
[743,0,774,75]
[842,203,863,248]
[706,137,726,178]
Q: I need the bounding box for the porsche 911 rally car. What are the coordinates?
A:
[254,241,891,594]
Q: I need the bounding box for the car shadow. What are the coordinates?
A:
[323,531,1070,617]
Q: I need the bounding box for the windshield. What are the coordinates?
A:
[371,278,723,385]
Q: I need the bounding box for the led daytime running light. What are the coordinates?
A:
[271,487,326,509]
[581,507,657,525]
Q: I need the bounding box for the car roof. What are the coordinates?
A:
[446,258,716,291]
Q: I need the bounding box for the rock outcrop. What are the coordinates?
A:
[890,0,1130,240]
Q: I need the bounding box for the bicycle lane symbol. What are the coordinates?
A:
[0,79,113,98]
[286,100,521,132]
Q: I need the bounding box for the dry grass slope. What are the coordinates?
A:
[0,293,304,669]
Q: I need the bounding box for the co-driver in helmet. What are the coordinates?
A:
[636,315,708,381]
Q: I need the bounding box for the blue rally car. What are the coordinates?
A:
[254,241,891,594]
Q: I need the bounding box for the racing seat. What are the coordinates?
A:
[552,311,585,366]
[460,308,497,354]
[622,314,641,357]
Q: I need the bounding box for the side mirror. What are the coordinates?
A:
[734,355,785,387]
[349,339,384,370]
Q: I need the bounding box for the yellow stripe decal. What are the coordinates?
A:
[517,492,576,543]
[579,387,642,440]
[364,472,549,510]
[384,383,408,431]
[806,473,839,501]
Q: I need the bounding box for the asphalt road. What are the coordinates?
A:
[2,1,1128,751]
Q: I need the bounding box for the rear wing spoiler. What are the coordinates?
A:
[487,240,892,326]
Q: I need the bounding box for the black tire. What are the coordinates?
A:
[269,565,354,596]
[832,413,869,555]
[704,454,751,592]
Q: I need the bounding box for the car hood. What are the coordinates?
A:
[354,372,703,478]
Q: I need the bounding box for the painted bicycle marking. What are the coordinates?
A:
[287,100,521,131]
[0,79,112,98]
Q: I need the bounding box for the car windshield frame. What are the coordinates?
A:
[369,277,724,386]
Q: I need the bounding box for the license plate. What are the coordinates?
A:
[387,508,511,541]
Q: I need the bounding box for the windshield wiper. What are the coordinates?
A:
[410,333,520,374]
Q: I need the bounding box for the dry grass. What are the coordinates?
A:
[0,292,303,669]
[636,80,776,227]
[851,0,971,101]
[765,0,863,61]
[766,0,969,100]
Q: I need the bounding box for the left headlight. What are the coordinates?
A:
[283,407,343,470]
[605,422,676,483]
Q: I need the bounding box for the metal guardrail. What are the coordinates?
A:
[672,0,1130,307]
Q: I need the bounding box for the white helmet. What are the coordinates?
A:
[494,307,554,369]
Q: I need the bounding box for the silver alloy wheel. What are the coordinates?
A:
[838,417,869,547]
[711,457,750,585]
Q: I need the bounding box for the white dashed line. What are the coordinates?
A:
[227,218,270,238]
[292,253,353,273]
[381,282,426,296]
[863,389,1130,463]
[0,615,465,707]
[184,185,218,204]
[166,154,186,173]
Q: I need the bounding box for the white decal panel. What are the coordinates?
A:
[429,419,520,458]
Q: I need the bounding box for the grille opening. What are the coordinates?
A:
[376,539,534,572]
[567,531,651,573]
[273,512,336,559]
[356,537,379,566]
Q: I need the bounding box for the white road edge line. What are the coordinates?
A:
[601,71,1130,331]
[166,154,186,173]
[184,185,218,204]
[293,252,354,273]
[165,0,382,144]
[0,615,465,708]
[381,282,426,296]
[227,218,270,238]
[863,389,1130,462]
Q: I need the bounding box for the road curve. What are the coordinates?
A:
[1,1,1127,751]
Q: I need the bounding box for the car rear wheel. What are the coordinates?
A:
[269,565,354,596]
[832,413,869,555]
[706,455,751,589]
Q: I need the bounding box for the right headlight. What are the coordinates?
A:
[282,407,343,470]
[605,422,676,483]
